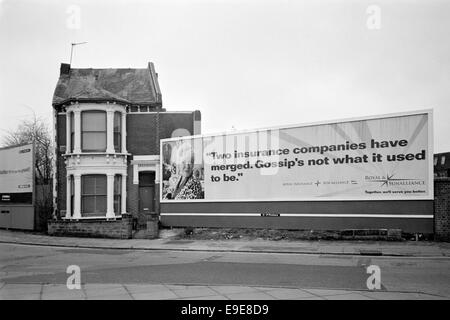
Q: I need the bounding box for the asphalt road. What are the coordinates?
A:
[1,243,449,298]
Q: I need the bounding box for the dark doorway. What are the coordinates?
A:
[139,172,155,214]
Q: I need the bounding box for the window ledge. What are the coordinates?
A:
[63,152,130,157]
[62,215,123,221]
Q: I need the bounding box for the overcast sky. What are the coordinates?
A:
[0,0,449,152]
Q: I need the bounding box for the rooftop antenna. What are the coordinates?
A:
[69,42,88,65]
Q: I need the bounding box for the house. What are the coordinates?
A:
[434,152,450,177]
[51,62,200,237]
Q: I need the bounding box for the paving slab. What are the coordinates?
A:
[304,288,357,296]
[0,292,41,300]
[210,285,260,295]
[263,288,316,299]
[180,295,229,300]
[41,284,86,299]
[131,290,178,300]
[323,293,374,300]
[359,291,446,300]
[172,287,218,298]
[91,294,133,300]
[125,284,168,294]
[225,292,276,300]
[298,296,326,300]
[1,283,42,294]
[84,285,129,298]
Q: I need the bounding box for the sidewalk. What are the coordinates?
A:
[0,229,449,257]
[0,282,446,300]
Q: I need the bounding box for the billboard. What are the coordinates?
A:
[160,110,432,202]
[0,143,34,203]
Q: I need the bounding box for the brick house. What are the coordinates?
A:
[434,152,450,177]
[51,62,200,235]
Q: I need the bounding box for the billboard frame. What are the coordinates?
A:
[160,109,434,203]
[0,142,36,230]
[0,142,35,203]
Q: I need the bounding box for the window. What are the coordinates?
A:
[434,157,438,166]
[70,112,74,153]
[70,175,74,216]
[442,156,446,166]
[81,175,107,216]
[81,111,106,152]
[114,175,122,215]
[114,112,121,153]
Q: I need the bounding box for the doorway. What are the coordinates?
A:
[139,171,155,214]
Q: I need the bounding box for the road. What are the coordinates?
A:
[0,242,449,299]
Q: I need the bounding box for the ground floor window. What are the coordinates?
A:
[81,174,107,216]
[114,174,122,215]
[70,175,74,216]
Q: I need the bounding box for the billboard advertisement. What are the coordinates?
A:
[160,110,432,202]
[0,143,34,203]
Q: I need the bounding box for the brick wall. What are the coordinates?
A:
[127,113,158,155]
[127,112,196,156]
[48,214,133,239]
[127,164,139,222]
[434,178,450,241]
[56,113,66,218]
[159,113,194,140]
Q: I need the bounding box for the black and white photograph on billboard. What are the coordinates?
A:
[0,0,449,312]
[162,139,205,200]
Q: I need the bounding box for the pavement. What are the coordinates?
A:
[0,282,446,300]
[0,229,449,257]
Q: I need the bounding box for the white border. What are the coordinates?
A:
[160,109,434,203]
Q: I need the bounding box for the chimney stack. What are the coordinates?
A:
[60,63,71,75]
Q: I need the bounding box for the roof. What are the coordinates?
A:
[52,62,162,107]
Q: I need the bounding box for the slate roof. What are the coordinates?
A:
[52,62,162,107]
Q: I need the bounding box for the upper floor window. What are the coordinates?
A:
[82,111,106,152]
[434,157,438,166]
[442,156,446,166]
[114,112,121,153]
[114,174,122,215]
[70,112,74,153]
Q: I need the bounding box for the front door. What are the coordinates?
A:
[139,172,155,213]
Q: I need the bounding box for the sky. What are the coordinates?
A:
[0,0,449,152]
